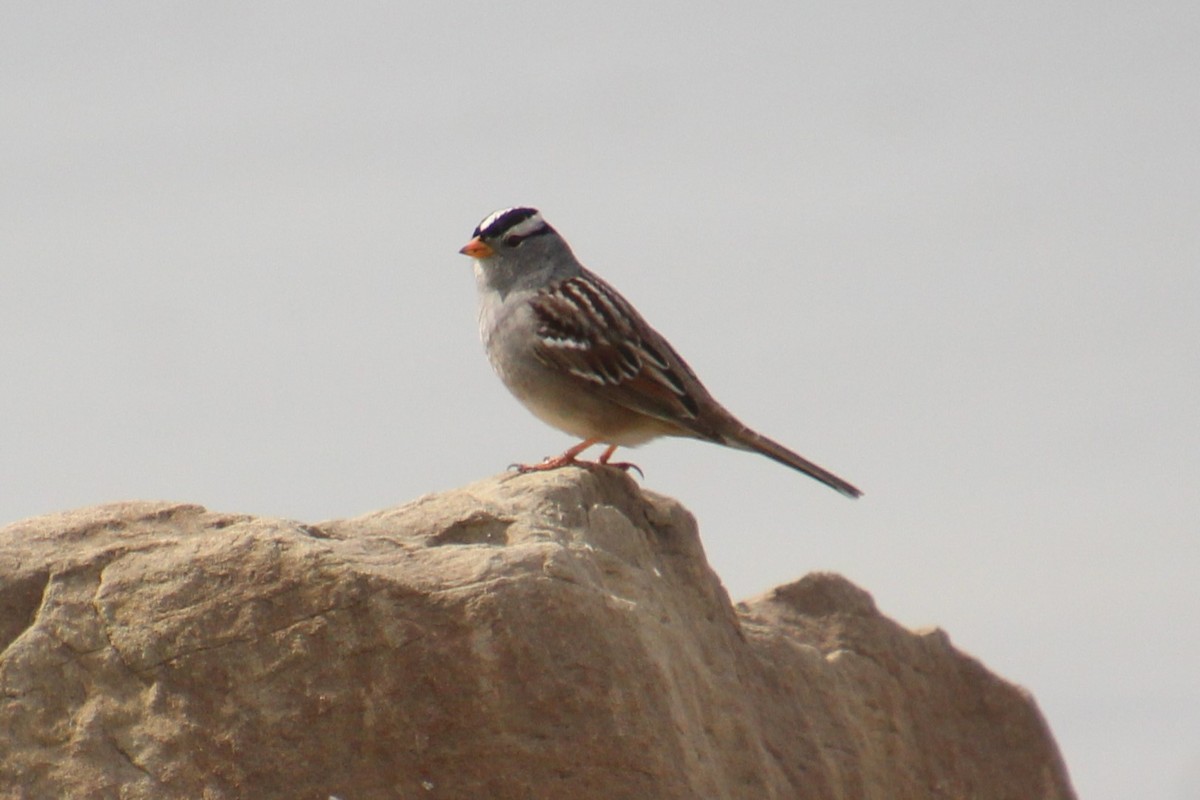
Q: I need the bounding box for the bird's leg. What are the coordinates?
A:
[597,445,644,478]
[512,438,599,473]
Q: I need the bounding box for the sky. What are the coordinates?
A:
[2,2,1198,797]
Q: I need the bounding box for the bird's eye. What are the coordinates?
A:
[502,235,522,247]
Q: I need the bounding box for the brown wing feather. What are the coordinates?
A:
[528,273,711,430]
[528,272,863,497]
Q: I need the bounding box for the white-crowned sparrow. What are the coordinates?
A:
[459,206,862,498]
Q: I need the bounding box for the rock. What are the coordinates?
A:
[0,468,1075,799]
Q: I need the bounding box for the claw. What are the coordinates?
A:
[595,443,642,477]
[508,438,645,477]
[605,461,644,478]
[511,455,578,473]
[510,438,600,474]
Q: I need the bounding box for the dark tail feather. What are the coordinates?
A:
[726,428,862,498]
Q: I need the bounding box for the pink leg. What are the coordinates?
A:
[513,438,599,473]
[597,445,644,477]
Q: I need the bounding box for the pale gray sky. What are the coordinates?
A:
[3,3,1197,797]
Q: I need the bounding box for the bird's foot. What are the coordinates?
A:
[508,456,643,478]
[509,438,600,473]
[509,453,583,473]
[596,444,644,478]
[601,461,644,478]
[507,439,641,477]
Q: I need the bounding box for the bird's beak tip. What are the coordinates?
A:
[459,238,493,258]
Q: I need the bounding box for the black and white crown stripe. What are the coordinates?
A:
[473,206,553,246]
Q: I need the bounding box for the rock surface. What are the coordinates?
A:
[0,468,1075,800]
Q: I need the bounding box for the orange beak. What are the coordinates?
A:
[458,237,494,258]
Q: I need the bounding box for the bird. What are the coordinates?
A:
[459,206,862,498]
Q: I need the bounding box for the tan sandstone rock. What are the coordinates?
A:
[0,468,1075,799]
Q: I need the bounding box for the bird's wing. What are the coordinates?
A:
[527,272,719,435]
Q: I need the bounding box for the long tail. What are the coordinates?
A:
[725,427,862,498]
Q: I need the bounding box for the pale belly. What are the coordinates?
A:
[480,295,671,447]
